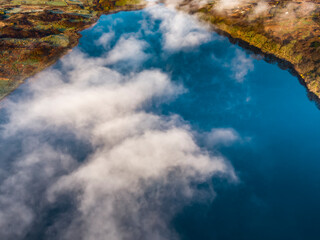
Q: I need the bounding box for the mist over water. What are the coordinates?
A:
[1,4,320,240]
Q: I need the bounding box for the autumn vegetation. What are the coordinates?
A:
[0,0,144,100]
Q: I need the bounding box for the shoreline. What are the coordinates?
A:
[2,1,320,109]
[175,0,320,107]
[209,25,320,108]
[0,2,146,102]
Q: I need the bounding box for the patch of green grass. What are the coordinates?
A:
[20,58,40,66]
[11,0,67,6]
[10,0,68,6]
[42,34,69,47]
[0,80,15,98]
[115,0,140,7]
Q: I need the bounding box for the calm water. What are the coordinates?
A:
[2,5,320,240]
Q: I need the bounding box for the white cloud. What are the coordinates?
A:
[105,36,150,65]
[164,0,210,9]
[206,128,240,147]
[247,1,270,20]
[95,31,115,49]
[253,1,270,15]
[215,0,246,11]
[230,49,254,82]
[147,5,212,51]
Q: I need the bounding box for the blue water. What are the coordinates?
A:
[2,6,320,240]
[82,9,320,240]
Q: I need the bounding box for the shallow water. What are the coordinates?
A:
[1,5,320,240]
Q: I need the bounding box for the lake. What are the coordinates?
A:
[1,5,320,240]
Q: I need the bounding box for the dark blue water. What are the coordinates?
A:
[78,8,320,240]
[3,6,320,240]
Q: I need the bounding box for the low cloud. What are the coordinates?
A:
[248,1,270,20]
[230,49,254,82]
[164,0,210,9]
[213,0,268,14]
[211,0,317,24]
[273,2,316,23]
[215,0,247,11]
[206,128,240,147]
[105,36,150,66]
[147,5,212,51]
[95,31,115,49]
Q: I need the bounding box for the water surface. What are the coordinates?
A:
[1,5,320,240]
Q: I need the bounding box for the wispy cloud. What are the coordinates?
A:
[95,31,115,49]
[230,49,254,82]
[105,36,150,65]
[215,0,247,11]
[206,128,240,147]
